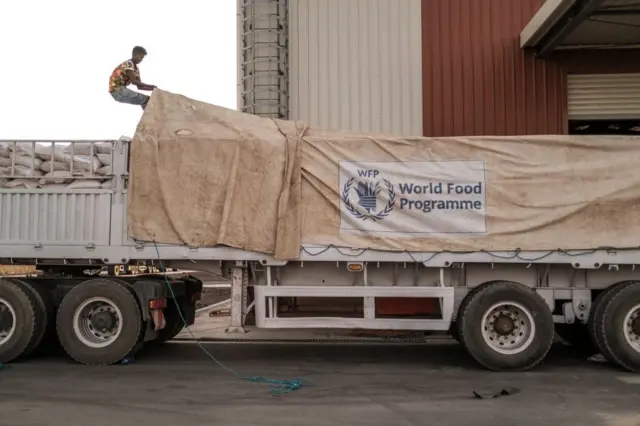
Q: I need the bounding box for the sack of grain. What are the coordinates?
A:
[40,171,74,184]
[67,180,103,189]
[96,165,112,176]
[97,153,112,165]
[62,154,102,173]
[65,142,113,156]
[40,160,71,173]
[5,179,40,189]
[0,155,43,169]
[96,142,114,154]
[13,143,66,162]
[15,155,43,169]
[12,165,43,177]
[0,143,10,158]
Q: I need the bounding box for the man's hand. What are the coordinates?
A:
[137,83,156,91]
[125,69,156,91]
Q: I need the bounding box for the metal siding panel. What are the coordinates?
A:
[0,192,111,246]
[568,73,640,120]
[289,0,423,136]
[422,0,567,137]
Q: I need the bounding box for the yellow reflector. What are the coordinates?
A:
[347,262,363,272]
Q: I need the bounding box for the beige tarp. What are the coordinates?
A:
[128,90,640,260]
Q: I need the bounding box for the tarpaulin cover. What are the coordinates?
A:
[128,90,640,260]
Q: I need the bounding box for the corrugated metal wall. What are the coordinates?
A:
[289,0,423,136]
[421,0,567,137]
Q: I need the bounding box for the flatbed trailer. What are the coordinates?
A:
[1,139,640,372]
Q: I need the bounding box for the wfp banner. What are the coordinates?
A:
[339,161,488,235]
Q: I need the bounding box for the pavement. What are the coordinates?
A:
[2,340,640,426]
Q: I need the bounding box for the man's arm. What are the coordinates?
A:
[125,69,156,91]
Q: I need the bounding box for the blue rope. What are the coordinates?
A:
[245,376,304,395]
[152,242,309,395]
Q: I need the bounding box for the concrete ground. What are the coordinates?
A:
[2,341,640,426]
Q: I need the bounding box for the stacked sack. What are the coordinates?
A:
[0,142,114,189]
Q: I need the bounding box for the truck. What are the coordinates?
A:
[2,125,640,373]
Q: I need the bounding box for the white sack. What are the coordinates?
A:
[40,171,74,184]
[67,180,103,189]
[97,153,112,165]
[62,154,102,173]
[96,166,112,176]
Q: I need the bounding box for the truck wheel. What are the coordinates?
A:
[455,282,500,349]
[0,278,39,363]
[12,279,53,356]
[154,302,184,343]
[599,281,640,372]
[458,281,554,371]
[589,281,634,358]
[449,323,461,343]
[56,279,142,365]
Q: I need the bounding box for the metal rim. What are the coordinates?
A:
[72,297,123,349]
[481,301,536,355]
[623,303,640,353]
[0,297,16,345]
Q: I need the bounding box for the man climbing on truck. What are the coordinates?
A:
[108,46,157,110]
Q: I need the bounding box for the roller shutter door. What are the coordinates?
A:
[568,73,640,120]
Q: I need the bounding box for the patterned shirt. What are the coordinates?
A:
[108,60,140,93]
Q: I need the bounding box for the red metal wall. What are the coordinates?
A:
[421,0,567,136]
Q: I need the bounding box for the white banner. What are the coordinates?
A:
[339,161,487,235]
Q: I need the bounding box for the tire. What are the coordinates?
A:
[588,281,635,358]
[599,281,640,372]
[449,323,461,343]
[56,278,143,365]
[555,323,598,355]
[455,282,496,350]
[0,278,38,363]
[11,279,53,357]
[458,281,554,371]
[154,301,184,343]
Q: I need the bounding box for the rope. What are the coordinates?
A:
[152,242,309,395]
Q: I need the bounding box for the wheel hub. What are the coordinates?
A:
[73,297,123,349]
[90,311,116,332]
[481,302,535,355]
[624,306,640,353]
[494,315,515,336]
[0,299,16,344]
[632,317,640,336]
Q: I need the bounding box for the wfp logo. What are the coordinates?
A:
[341,170,396,221]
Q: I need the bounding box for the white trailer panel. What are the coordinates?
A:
[0,191,111,246]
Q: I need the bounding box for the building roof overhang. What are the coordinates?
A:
[521,0,640,57]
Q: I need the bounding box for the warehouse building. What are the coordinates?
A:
[237,0,640,137]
